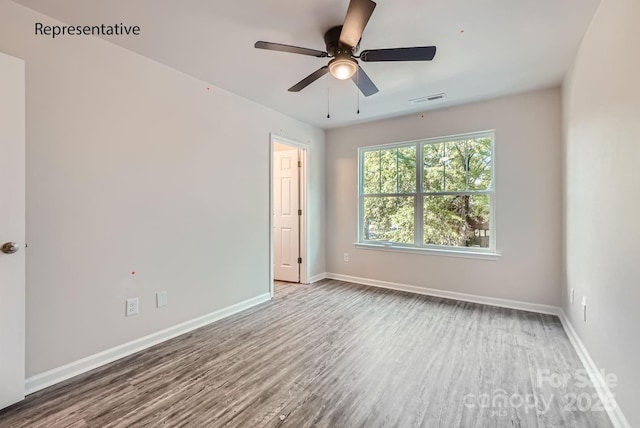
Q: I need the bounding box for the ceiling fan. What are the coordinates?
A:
[254,0,437,97]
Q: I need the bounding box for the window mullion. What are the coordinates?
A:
[359,192,365,240]
[359,150,363,241]
[465,140,469,191]
[415,143,424,246]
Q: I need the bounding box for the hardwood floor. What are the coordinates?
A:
[0,280,613,427]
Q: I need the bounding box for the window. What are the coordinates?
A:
[358,131,495,253]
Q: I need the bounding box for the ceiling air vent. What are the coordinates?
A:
[409,93,446,105]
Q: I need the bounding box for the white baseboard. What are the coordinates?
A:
[24,292,271,396]
[557,310,631,428]
[307,272,327,283]
[325,273,560,315]
[326,272,630,427]
[22,276,631,427]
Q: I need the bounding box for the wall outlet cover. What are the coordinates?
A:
[126,297,139,316]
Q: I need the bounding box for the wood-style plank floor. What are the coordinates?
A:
[0,279,613,427]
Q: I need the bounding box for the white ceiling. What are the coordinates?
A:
[15,0,601,129]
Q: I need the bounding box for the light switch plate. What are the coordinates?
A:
[157,291,168,308]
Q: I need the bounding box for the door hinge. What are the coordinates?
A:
[298,257,302,264]
[298,160,302,167]
[298,209,302,216]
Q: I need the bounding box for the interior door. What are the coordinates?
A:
[273,149,300,282]
[0,51,26,410]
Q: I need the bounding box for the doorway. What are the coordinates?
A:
[0,51,26,410]
[269,135,308,297]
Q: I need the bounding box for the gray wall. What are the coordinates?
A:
[0,1,325,376]
[562,0,640,425]
[326,88,563,306]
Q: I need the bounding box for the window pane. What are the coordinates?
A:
[363,147,416,194]
[363,151,380,194]
[363,196,414,244]
[360,133,493,250]
[468,137,492,190]
[397,146,416,193]
[423,194,491,248]
[379,149,398,193]
[443,140,467,191]
[423,142,445,191]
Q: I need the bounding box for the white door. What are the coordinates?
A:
[273,149,300,282]
[0,52,26,410]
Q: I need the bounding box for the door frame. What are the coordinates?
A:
[269,134,309,297]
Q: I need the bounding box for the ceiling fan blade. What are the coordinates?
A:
[351,66,378,97]
[255,41,328,58]
[339,0,377,49]
[288,67,330,92]
[360,46,437,62]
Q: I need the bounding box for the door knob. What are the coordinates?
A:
[1,242,19,254]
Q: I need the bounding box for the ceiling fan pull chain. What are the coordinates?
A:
[327,79,331,119]
[357,71,360,114]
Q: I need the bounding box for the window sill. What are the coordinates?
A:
[353,243,501,260]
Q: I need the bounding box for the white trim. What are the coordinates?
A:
[269,134,310,297]
[354,243,501,260]
[307,272,327,283]
[21,276,631,428]
[326,273,559,315]
[269,137,274,297]
[24,292,271,396]
[357,130,497,252]
[324,272,629,427]
[557,310,631,428]
[299,148,308,284]
[357,129,496,152]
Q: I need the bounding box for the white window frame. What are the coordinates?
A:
[357,130,498,258]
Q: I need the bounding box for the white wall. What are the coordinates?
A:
[0,0,325,377]
[326,88,562,306]
[562,0,640,425]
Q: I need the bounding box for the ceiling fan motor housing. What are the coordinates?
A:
[324,25,359,56]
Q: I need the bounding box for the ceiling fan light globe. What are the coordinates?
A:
[329,57,358,80]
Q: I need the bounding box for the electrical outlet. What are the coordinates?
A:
[157,291,168,308]
[343,253,349,262]
[126,297,139,316]
[570,288,575,304]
